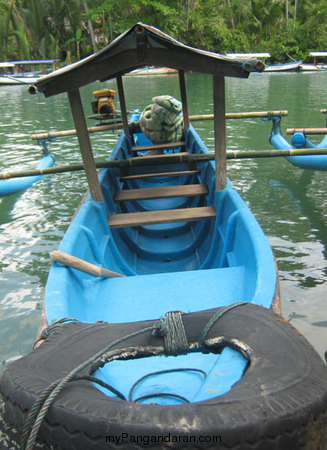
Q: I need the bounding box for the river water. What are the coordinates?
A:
[0,71,326,370]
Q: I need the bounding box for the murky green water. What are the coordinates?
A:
[0,71,326,369]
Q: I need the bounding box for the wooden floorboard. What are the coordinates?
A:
[114,184,208,202]
[132,141,185,153]
[108,206,216,228]
[120,169,200,181]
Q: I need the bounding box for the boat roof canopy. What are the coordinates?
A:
[31,23,264,97]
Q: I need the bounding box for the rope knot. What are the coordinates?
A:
[152,318,168,337]
[153,311,188,356]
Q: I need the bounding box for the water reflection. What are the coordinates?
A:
[270,170,327,282]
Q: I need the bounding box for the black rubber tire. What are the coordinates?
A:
[1,304,327,449]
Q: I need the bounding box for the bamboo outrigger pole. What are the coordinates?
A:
[3,148,327,181]
[31,111,288,141]
[287,128,327,135]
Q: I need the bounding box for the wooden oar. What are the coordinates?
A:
[50,250,124,278]
[31,110,288,141]
[2,148,327,181]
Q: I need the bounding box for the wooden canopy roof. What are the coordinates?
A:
[31,23,264,98]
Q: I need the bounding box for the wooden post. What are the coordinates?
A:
[68,88,103,202]
[178,70,189,129]
[116,75,129,136]
[213,75,226,190]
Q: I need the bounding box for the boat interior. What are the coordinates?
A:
[46,123,276,323]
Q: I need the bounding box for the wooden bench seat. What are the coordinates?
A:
[108,206,216,228]
[120,169,200,181]
[114,183,208,202]
[132,141,185,153]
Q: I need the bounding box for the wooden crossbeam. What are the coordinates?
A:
[114,184,208,202]
[120,169,200,181]
[132,141,185,153]
[108,206,216,228]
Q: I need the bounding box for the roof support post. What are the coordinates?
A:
[213,75,227,191]
[116,75,129,136]
[178,70,189,130]
[68,88,103,202]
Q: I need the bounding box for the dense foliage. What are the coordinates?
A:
[0,0,326,64]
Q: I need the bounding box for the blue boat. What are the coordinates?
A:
[0,151,55,197]
[1,23,327,450]
[0,59,57,85]
[264,60,302,72]
[269,115,327,170]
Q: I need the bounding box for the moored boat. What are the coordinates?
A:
[125,66,177,76]
[1,23,327,450]
[268,114,327,170]
[300,52,327,71]
[0,60,57,86]
[300,63,327,72]
[264,60,302,72]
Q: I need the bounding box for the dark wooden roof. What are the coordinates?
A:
[32,23,264,97]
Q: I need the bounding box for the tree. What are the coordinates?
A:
[0,0,326,63]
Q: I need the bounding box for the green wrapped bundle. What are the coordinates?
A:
[140,95,183,143]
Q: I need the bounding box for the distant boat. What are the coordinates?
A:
[126,66,177,76]
[0,60,57,86]
[300,64,327,72]
[300,52,327,72]
[264,60,302,72]
[226,52,270,61]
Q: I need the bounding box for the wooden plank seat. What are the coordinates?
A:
[132,141,185,154]
[108,206,216,228]
[120,169,200,181]
[114,183,208,202]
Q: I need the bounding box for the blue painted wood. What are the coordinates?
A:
[46,119,277,405]
[269,117,327,170]
[0,153,55,197]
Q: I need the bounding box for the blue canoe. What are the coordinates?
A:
[264,60,302,72]
[269,115,327,170]
[1,23,327,450]
[0,152,55,197]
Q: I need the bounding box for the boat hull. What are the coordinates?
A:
[269,118,327,170]
[38,123,279,411]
